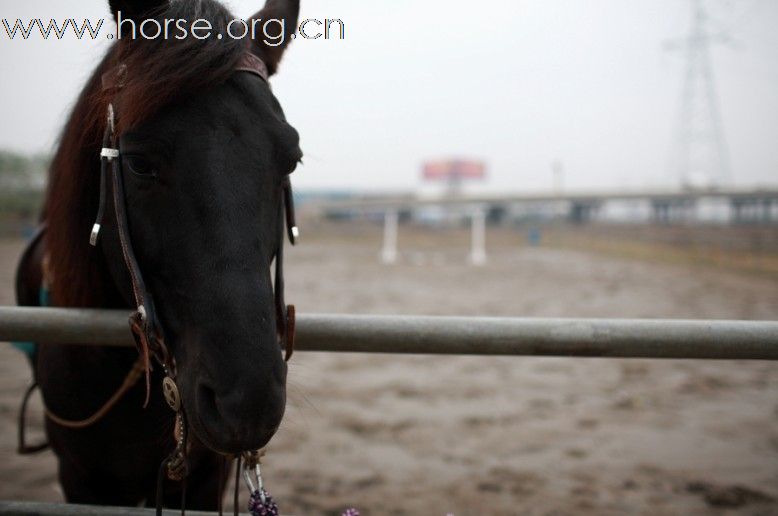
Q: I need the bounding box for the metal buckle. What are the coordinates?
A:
[100,148,119,161]
[89,224,101,247]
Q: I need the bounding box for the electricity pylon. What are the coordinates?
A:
[666,0,732,189]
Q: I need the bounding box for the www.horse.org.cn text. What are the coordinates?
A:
[2,15,345,45]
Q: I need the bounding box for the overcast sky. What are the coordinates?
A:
[1,0,776,193]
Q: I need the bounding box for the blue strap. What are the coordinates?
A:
[39,285,50,307]
[10,341,36,357]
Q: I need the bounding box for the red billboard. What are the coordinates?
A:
[422,159,486,181]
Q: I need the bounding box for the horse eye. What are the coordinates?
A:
[124,156,156,178]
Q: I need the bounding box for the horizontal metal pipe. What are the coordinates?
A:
[0,501,212,516]
[0,307,777,360]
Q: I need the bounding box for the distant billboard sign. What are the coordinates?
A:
[422,159,486,181]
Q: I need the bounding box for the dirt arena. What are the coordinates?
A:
[1,224,777,515]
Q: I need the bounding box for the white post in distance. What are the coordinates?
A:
[469,207,487,266]
[381,209,399,264]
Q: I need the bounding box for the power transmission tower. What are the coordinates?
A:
[666,0,732,190]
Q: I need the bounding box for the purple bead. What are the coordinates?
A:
[342,509,360,516]
[248,489,279,516]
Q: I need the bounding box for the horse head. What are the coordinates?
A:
[90,0,301,454]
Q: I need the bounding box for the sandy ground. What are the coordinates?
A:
[1,225,777,515]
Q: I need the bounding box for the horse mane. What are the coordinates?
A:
[44,0,246,308]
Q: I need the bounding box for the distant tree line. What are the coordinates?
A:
[0,150,49,227]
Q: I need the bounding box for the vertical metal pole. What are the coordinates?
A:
[469,208,486,266]
[381,209,399,264]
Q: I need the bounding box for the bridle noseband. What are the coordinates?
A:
[89,51,298,485]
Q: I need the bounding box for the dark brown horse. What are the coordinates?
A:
[15,0,302,509]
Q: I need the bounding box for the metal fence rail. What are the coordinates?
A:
[1,307,777,360]
[0,501,214,515]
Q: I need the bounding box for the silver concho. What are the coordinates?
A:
[162,377,181,412]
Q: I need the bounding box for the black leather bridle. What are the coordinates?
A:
[89,51,298,496]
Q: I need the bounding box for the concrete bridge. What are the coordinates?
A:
[308,187,778,224]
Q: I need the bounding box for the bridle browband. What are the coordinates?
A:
[89,50,298,497]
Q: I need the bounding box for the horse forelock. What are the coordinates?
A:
[110,0,246,133]
[44,0,247,308]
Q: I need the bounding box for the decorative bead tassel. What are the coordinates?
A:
[248,489,279,516]
[243,450,280,516]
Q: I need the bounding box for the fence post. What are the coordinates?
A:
[381,209,399,264]
[469,208,486,265]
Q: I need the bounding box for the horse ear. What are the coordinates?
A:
[108,0,169,20]
[249,0,300,76]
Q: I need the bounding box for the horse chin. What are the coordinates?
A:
[187,410,281,456]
